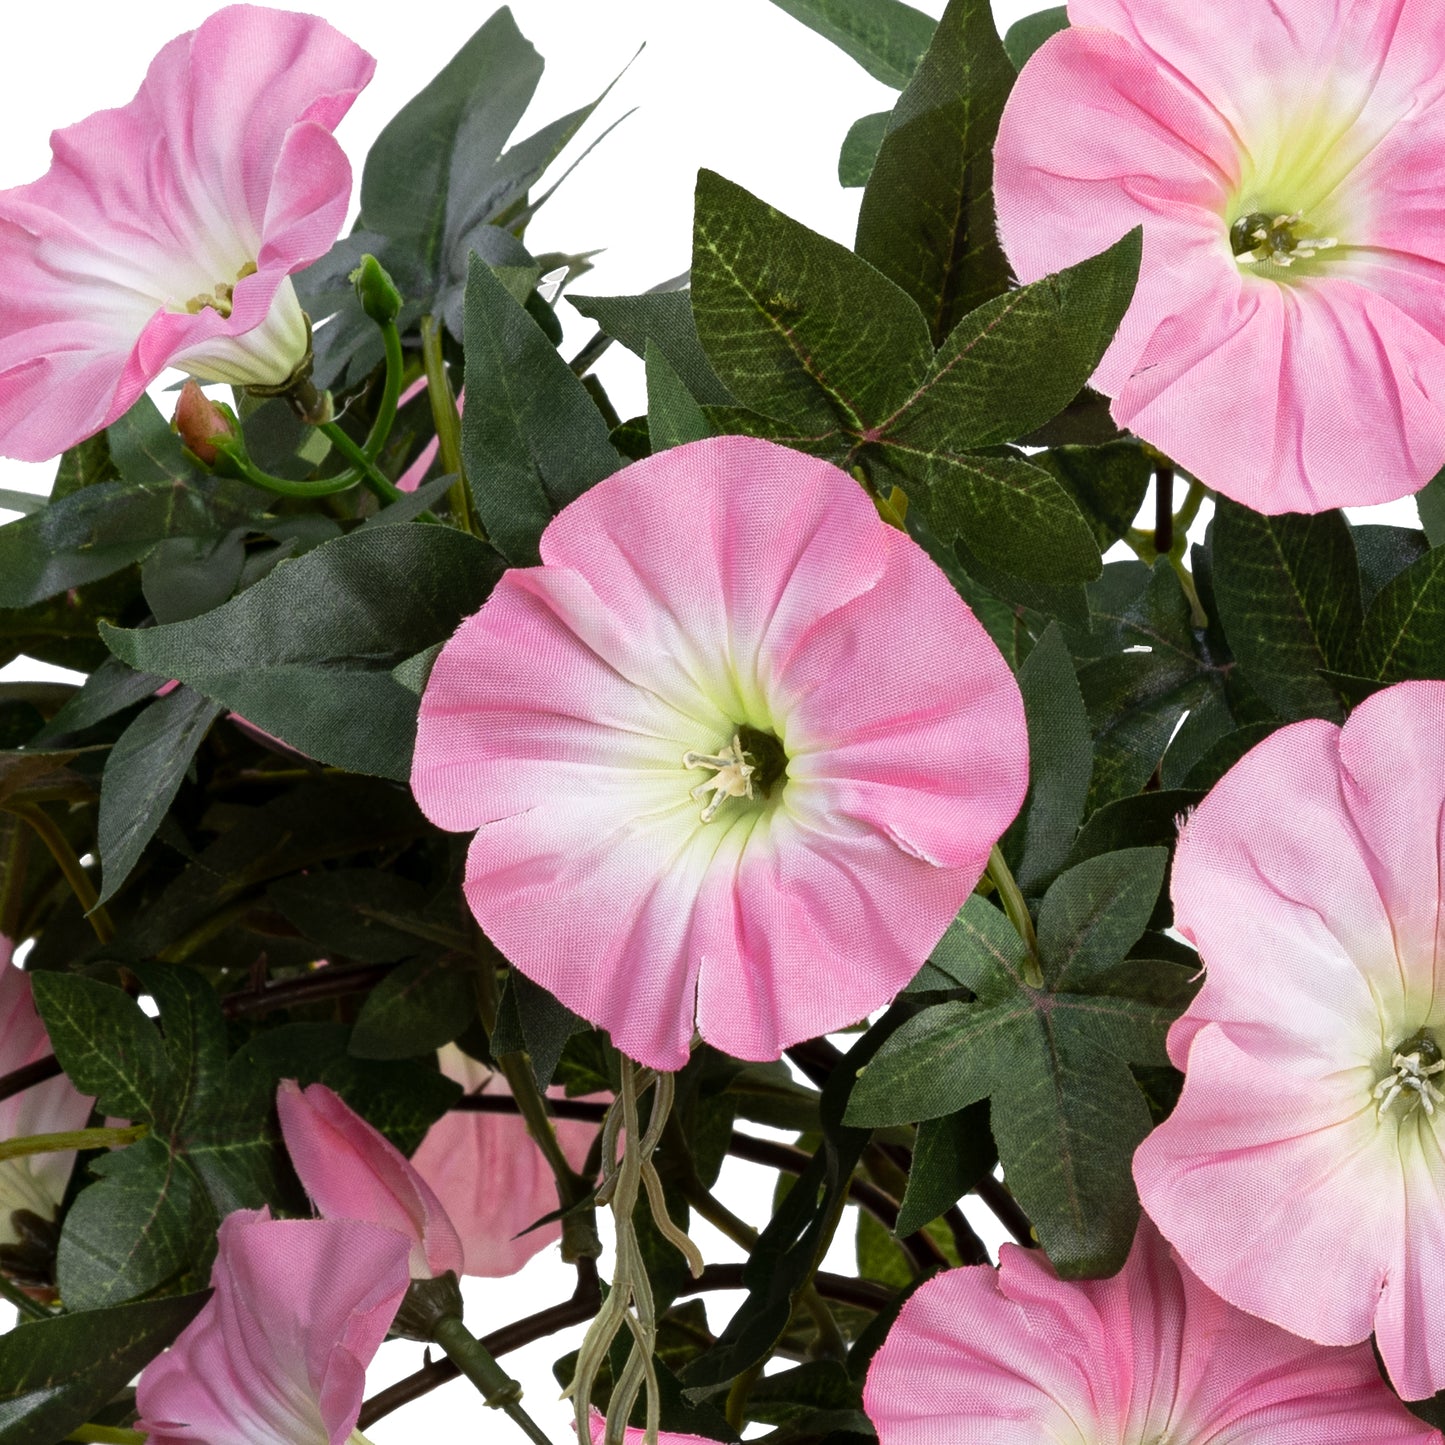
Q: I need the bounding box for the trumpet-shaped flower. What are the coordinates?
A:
[0,938,92,1249]
[994,0,1445,513]
[864,1217,1436,1444]
[277,1079,464,1281]
[1134,680,1445,1399]
[0,5,374,462]
[136,1208,410,1445]
[410,1045,600,1277]
[410,436,1028,1070]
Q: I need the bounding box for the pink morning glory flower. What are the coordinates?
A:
[587,1409,721,1445]
[410,436,1029,1070]
[864,1216,1437,1444]
[0,5,374,462]
[0,937,92,1249]
[410,1045,600,1278]
[993,0,1445,513]
[277,1079,464,1281]
[136,1207,411,1445]
[1134,680,1445,1399]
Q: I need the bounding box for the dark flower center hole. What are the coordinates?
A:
[737,724,788,797]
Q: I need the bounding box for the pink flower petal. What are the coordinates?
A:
[864,1215,1434,1444]
[0,5,373,461]
[136,1209,410,1445]
[410,1047,601,1277]
[277,1080,464,1280]
[412,436,1028,1069]
[587,1408,723,1445]
[1134,1024,1392,1350]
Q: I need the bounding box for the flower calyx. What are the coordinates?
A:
[1374,1029,1445,1118]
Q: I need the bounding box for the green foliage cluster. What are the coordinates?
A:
[3,0,1445,1438]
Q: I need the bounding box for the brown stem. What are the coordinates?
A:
[0,1055,62,1106]
[1154,463,1175,556]
[976,1174,1035,1247]
[220,960,394,1018]
[356,1265,890,1429]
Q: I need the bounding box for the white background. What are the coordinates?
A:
[0,2,1421,1441]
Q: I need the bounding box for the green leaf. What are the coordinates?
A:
[0,1292,206,1445]
[895,1100,995,1235]
[1001,624,1092,894]
[1004,6,1068,69]
[52,431,118,499]
[31,973,170,1126]
[1353,524,1429,610]
[1211,500,1361,722]
[569,288,734,406]
[1068,789,1202,869]
[1354,547,1445,682]
[0,398,270,608]
[492,970,587,1087]
[856,1209,913,1288]
[913,894,1030,996]
[350,957,477,1060]
[1034,442,1153,550]
[57,1136,213,1309]
[646,341,711,451]
[1176,721,1278,791]
[101,525,503,779]
[692,169,932,432]
[855,0,1016,344]
[267,870,443,963]
[1417,465,1445,548]
[1035,848,1168,989]
[140,530,248,624]
[97,687,222,904]
[838,111,889,187]
[887,229,1142,453]
[850,939,1188,1275]
[462,253,624,564]
[767,0,936,87]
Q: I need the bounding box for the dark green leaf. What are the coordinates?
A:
[1417,466,1445,549]
[1002,624,1092,894]
[838,111,889,187]
[0,568,143,674]
[1035,848,1168,988]
[646,342,711,450]
[1353,524,1430,610]
[0,750,85,807]
[1034,442,1152,550]
[141,530,247,624]
[267,870,440,962]
[887,229,1141,453]
[767,0,936,87]
[101,525,503,779]
[913,895,1028,996]
[492,970,587,1087]
[31,973,170,1126]
[1211,500,1360,721]
[1004,6,1068,68]
[97,687,222,904]
[32,659,166,745]
[52,432,119,499]
[57,1137,213,1309]
[0,399,269,608]
[692,169,932,432]
[350,956,477,1059]
[0,1292,206,1445]
[1353,548,1445,682]
[462,253,624,564]
[1176,722,1278,791]
[895,1100,995,1235]
[856,1209,913,1287]
[1068,789,1202,868]
[855,0,1015,343]
[569,288,734,406]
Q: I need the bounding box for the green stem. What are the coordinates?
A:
[1174,478,1208,536]
[318,422,404,505]
[4,803,114,944]
[725,1359,766,1434]
[1168,552,1209,629]
[0,1270,51,1321]
[987,844,1042,988]
[433,1314,556,1445]
[221,450,369,499]
[420,314,478,536]
[65,1428,146,1445]
[364,321,405,463]
[0,1123,146,1163]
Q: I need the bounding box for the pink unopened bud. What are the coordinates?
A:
[172,379,235,465]
[277,1079,464,1281]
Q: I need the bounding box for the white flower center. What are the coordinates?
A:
[682,734,756,823]
[1374,1042,1445,1118]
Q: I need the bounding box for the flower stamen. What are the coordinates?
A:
[182,260,258,319]
[1230,210,1338,271]
[682,735,756,823]
[1374,1037,1445,1118]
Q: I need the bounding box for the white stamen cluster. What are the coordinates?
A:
[682,735,755,823]
[1234,212,1338,267]
[1374,1047,1445,1117]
